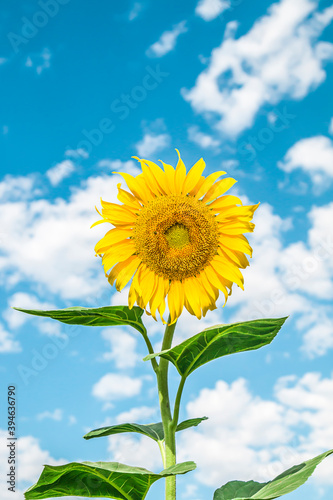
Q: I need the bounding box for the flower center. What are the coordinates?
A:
[133,195,219,281]
[165,224,190,249]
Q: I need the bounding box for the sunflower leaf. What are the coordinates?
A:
[13,305,146,335]
[83,417,208,442]
[25,461,196,500]
[144,318,287,377]
[213,449,333,499]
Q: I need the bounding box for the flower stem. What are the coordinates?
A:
[157,317,177,500]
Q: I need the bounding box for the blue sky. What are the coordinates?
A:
[1,0,333,499]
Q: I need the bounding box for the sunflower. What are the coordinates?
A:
[93,151,259,323]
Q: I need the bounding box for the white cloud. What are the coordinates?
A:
[195,0,230,21]
[178,373,333,488]
[0,172,138,301]
[329,117,333,135]
[128,2,143,21]
[115,405,157,423]
[0,323,21,353]
[25,48,51,75]
[68,415,77,425]
[92,373,142,402]
[46,159,76,186]
[224,199,333,357]
[4,292,55,329]
[278,135,333,192]
[188,125,220,149]
[36,408,63,421]
[0,430,64,499]
[107,434,161,470]
[65,148,89,159]
[100,328,140,368]
[0,57,7,65]
[0,174,41,202]
[184,0,333,137]
[135,132,170,157]
[146,21,188,58]
[97,159,139,173]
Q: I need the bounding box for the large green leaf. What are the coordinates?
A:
[144,318,287,377]
[213,449,333,499]
[25,460,196,500]
[84,417,208,442]
[14,305,146,335]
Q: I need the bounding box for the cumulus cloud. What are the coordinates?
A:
[25,48,51,75]
[100,328,140,368]
[178,373,333,487]
[36,408,63,421]
[225,199,333,357]
[146,21,188,58]
[92,373,142,402]
[46,159,76,186]
[4,292,56,330]
[0,171,138,301]
[329,117,333,135]
[184,0,333,137]
[278,135,333,193]
[0,323,21,353]
[128,2,143,21]
[65,148,89,159]
[135,119,171,157]
[0,174,41,202]
[115,405,157,423]
[135,133,170,157]
[187,125,221,149]
[0,430,64,499]
[195,0,231,21]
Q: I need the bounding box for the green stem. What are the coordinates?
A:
[157,317,177,500]
[157,440,167,469]
[171,376,186,430]
[142,330,159,373]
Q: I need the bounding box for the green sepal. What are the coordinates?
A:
[13,305,146,335]
[84,417,208,442]
[25,460,196,500]
[144,318,287,377]
[213,449,333,499]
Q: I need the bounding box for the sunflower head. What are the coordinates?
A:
[93,150,259,323]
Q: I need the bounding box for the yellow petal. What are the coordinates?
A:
[218,246,249,269]
[95,229,133,254]
[135,158,170,195]
[216,203,260,221]
[208,195,243,211]
[117,184,142,209]
[194,171,227,200]
[204,266,229,302]
[202,177,237,204]
[108,255,141,291]
[114,172,153,205]
[184,278,202,319]
[159,160,175,193]
[149,275,167,321]
[102,241,136,272]
[219,234,253,256]
[219,222,255,234]
[168,280,185,323]
[183,158,206,194]
[212,256,244,290]
[174,149,187,195]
